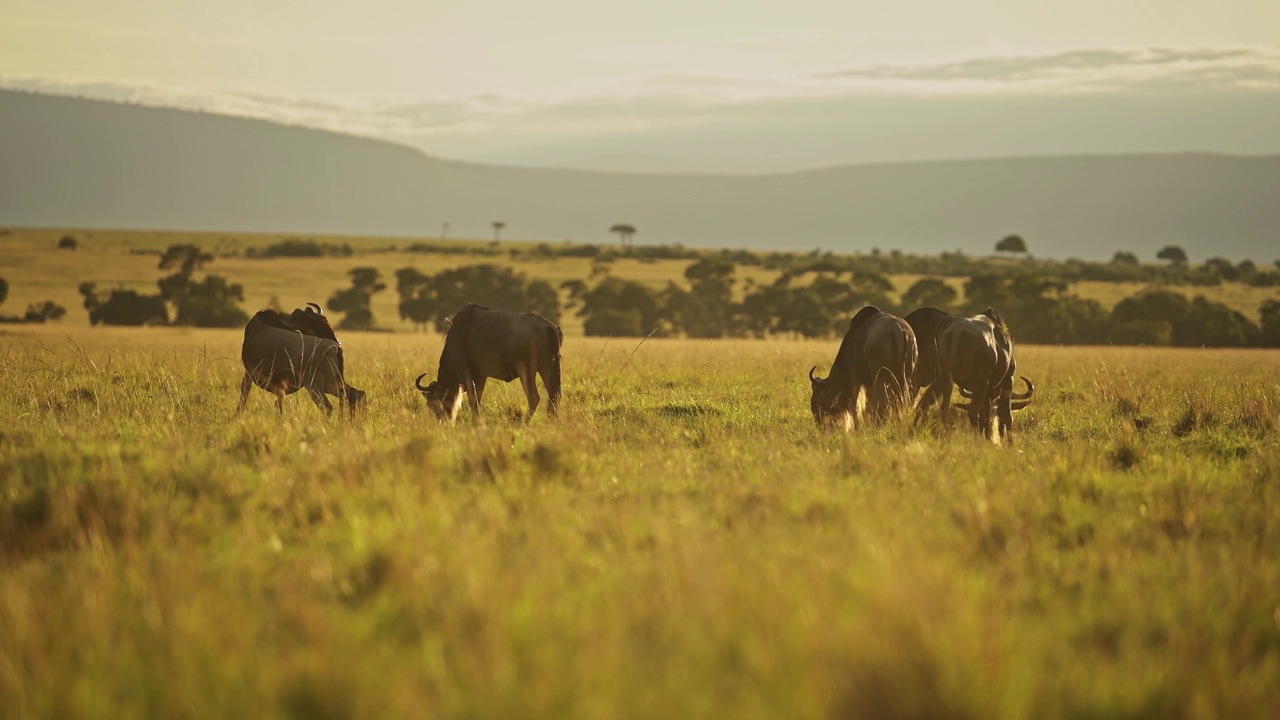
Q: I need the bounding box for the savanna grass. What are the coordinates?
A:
[1,325,1278,719]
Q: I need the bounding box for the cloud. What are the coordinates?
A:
[820,47,1280,92]
[4,45,1279,171]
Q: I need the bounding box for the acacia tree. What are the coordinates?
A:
[610,223,637,246]
[995,234,1028,255]
[328,267,387,330]
[1157,245,1188,265]
[156,244,247,327]
[492,221,506,243]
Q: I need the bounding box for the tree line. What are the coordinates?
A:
[61,247,1280,348]
[240,234,1280,291]
[563,259,1280,348]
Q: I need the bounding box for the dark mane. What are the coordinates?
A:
[436,304,488,383]
[983,306,1012,348]
[247,306,339,343]
[288,307,339,343]
[248,309,296,332]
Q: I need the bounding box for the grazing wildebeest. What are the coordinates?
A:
[238,303,365,416]
[809,305,918,428]
[910,307,1034,441]
[415,304,563,422]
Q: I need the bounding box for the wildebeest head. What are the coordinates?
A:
[808,365,847,428]
[415,372,463,421]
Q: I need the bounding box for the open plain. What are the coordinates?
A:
[1,321,1278,719]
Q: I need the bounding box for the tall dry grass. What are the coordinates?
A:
[1,325,1278,719]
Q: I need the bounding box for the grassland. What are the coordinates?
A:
[1,319,1278,719]
[3,229,1278,335]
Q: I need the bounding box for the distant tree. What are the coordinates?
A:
[1156,245,1188,265]
[395,267,435,329]
[1111,251,1139,265]
[393,264,561,331]
[173,276,249,327]
[328,267,387,331]
[23,301,67,323]
[0,277,7,307]
[1247,271,1280,288]
[151,244,247,326]
[995,234,1028,255]
[1181,296,1259,347]
[526,280,560,321]
[57,235,79,251]
[1109,320,1174,347]
[1204,257,1238,282]
[579,278,663,337]
[259,239,325,258]
[1260,299,1280,348]
[157,244,214,304]
[441,222,450,240]
[79,283,169,326]
[560,279,588,310]
[492,221,506,243]
[610,223,637,246]
[668,258,739,337]
[899,278,958,313]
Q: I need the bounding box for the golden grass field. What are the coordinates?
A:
[1,229,1279,718]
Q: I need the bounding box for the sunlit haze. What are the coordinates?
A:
[3,0,1278,172]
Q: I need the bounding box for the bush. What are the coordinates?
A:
[23,301,67,324]
[1109,320,1173,346]
[584,308,644,337]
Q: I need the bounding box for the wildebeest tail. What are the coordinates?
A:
[549,323,564,358]
[902,326,918,402]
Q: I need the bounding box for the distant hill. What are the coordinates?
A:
[2,89,1278,261]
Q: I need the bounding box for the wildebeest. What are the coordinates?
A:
[809,305,918,428]
[415,304,563,422]
[908,307,1034,440]
[238,303,365,416]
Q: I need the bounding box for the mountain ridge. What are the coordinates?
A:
[2,89,1278,261]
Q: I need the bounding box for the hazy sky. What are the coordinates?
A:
[3,1,1278,172]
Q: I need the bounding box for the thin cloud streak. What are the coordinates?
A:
[4,46,1278,171]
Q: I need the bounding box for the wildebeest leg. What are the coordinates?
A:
[995,378,1014,442]
[937,376,958,428]
[540,355,562,417]
[307,387,334,415]
[276,389,286,416]
[518,365,540,422]
[472,377,487,406]
[465,378,483,422]
[238,373,253,414]
[970,388,992,438]
[868,371,891,423]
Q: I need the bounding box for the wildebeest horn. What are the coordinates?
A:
[959,386,974,398]
[1012,376,1035,400]
[809,365,822,383]
[415,372,431,392]
[306,302,322,314]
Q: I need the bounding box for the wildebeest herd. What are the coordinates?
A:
[239,301,1034,440]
